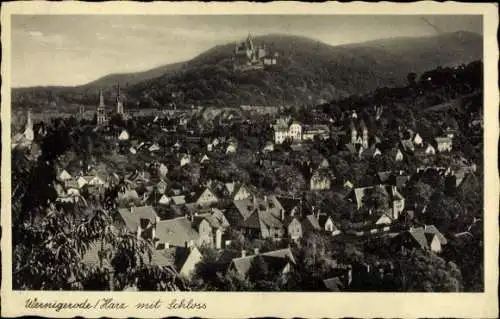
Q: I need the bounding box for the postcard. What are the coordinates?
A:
[1,1,498,318]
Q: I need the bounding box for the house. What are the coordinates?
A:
[151,245,203,279]
[435,137,453,152]
[171,195,186,206]
[200,154,210,163]
[225,182,252,201]
[158,163,169,178]
[344,180,354,190]
[277,196,302,218]
[310,170,331,191]
[148,143,161,152]
[193,209,230,249]
[63,179,80,196]
[180,154,191,167]
[129,147,137,154]
[118,130,129,141]
[227,248,296,278]
[58,169,73,181]
[116,205,160,238]
[225,142,237,154]
[413,133,423,146]
[156,179,168,194]
[400,139,415,152]
[227,195,284,228]
[240,209,285,240]
[394,148,404,162]
[154,217,200,248]
[77,175,105,189]
[272,119,302,144]
[158,194,171,205]
[395,225,447,253]
[319,215,341,236]
[117,188,140,204]
[263,142,274,153]
[302,125,330,141]
[348,185,405,221]
[195,187,219,206]
[286,216,303,242]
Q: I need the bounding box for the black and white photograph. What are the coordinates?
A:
[7,11,488,293]
[2,3,498,317]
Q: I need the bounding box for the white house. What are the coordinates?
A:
[180,154,191,167]
[435,137,453,152]
[395,149,404,162]
[58,170,72,181]
[200,154,210,163]
[118,130,130,141]
[413,133,423,146]
[425,144,436,155]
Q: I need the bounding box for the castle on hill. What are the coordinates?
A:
[233,33,278,72]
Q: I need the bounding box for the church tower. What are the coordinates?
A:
[116,84,124,115]
[350,121,357,144]
[97,89,107,126]
[361,120,369,148]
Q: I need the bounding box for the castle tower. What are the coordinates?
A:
[97,89,107,126]
[116,84,124,115]
[23,109,34,142]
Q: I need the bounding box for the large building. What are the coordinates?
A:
[233,33,278,72]
[273,119,302,144]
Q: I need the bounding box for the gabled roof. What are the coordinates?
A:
[229,248,295,277]
[423,225,447,245]
[350,184,404,208]
[155,217,199,247]
[171,195,186,205]
[241,209,283,231]
[150,246,195,271]
[408,227,429,250]
[117,206,158,232]
[302,214,321,231]
[233,196,284,222]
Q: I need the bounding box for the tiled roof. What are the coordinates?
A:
[229,248,295,277]
[408,227,429,250]
[117,206,158,232]
[150,246,192,270]
[155,217,199,247]
[423,225,447,245]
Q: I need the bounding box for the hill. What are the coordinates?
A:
[85,61,186,88]
[12,31,482,110]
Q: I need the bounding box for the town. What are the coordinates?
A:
[11,34,483,293]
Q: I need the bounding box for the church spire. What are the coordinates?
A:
[99,89,105,108]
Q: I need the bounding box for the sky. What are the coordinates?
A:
[11,15,482,88]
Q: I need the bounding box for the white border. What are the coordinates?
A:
[1,2,498,318]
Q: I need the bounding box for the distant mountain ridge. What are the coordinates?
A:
[12,31,482,109]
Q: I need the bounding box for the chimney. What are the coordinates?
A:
[130,206,134,214]
[254,248,260,255]
[241,250,247,258]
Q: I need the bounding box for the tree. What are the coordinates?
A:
[398,249,462,292]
